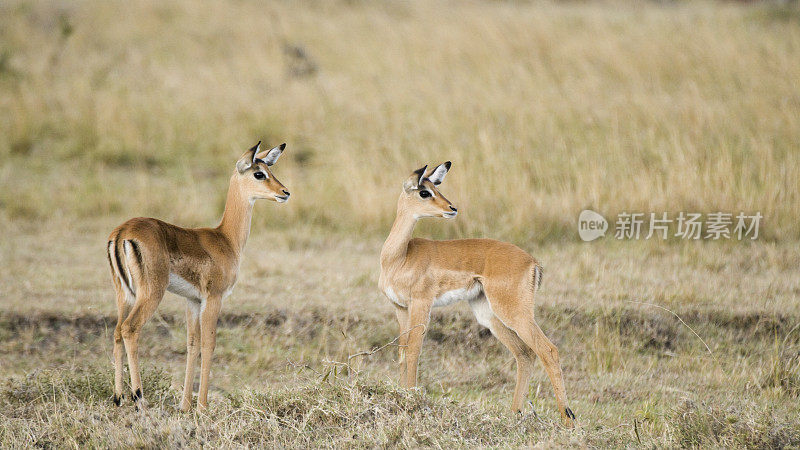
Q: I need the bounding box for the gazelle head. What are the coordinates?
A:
[401,161,457,219]
[235,141,290,203]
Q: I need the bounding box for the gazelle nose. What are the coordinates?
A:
[449,205,457,212]
[282,190,290,196]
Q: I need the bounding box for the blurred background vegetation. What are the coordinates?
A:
[1,0,798,243]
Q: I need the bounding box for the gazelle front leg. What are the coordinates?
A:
[403,301,432,388]
[394,306,409,364]
[197,297,221,411]
[180,302,201,411]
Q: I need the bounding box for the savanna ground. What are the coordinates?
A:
[1,0,800,447]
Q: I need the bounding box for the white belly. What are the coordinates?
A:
[433,283,483,307]
[167,273,203,300]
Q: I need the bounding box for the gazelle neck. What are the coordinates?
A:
[380,197,418,270]
[217,174,255,257]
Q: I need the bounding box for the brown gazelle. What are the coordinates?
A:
[379,162,575,427]
[106,141,290,411]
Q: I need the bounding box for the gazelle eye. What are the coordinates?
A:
[253,172,266,180]
[419,190,431,198]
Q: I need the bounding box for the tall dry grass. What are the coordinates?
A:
[1,0,799,243]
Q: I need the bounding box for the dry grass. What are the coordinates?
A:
[2,290,800,447]
[3,363,798,448]
[1,222,800,447]
[2,0,800,447]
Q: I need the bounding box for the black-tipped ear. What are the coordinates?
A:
[257,143,286,166]
[427,161,451,185]
[250,141,262,163]
[237,142,261,173]
[413,165,428,186]
[403,165,427,192]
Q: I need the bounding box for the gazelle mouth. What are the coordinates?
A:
[275,195,289,203]
[443,211,457,218]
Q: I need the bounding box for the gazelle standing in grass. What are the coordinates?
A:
[379,162,575,427]
[106,141,290,411]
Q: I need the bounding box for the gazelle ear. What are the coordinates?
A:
[256,143,286,166]
[427,161,451,185]
[403,165,427,192]
[414,165,427,186]
[236,141,261,173]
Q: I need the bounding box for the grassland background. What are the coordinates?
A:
[2,0,800,240]
[1,0,800,448]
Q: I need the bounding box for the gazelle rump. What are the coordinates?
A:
[106,141,290,411]
[378,162,575,427]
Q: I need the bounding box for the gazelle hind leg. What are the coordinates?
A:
[483,285,575,427]
[118,240,169,409]
[113,286,131,405]
[121,270,167,409]
[470,295,535,413]
[511,319,573,426]
[488,317,535,413]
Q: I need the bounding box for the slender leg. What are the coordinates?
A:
[512,319,574,427]
[484,283,574,427]
[488,316,535,413]
[197,297,221,410]
[113,290,131,406]
[394,306,410,365]
[121,290,164,408]
[403,301,432,388]
[180,302,201,411]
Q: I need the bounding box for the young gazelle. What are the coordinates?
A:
[106,141,290,411]
[379,163,575,427]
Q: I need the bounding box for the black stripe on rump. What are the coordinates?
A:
[127,239,143,271]
[534,265,543,290]
[114,237,133,294]
[106,241,115,274]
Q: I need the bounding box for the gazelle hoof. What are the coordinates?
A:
[112,394,123,406]
[564,407,576,427]
[132,388,149,410]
